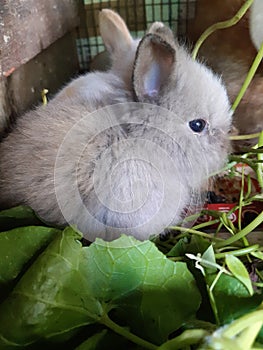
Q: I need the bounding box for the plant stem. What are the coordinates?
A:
[228,155,257,171]
[41,89,49,105]
[209,269,224,294]
[168,226,223,241]
[215,211,263,248]
[192,0,254,60]
[206,282,220,326]
[232,42,263,111]
[238,167,244,232]
[256,131,263,189]
[242,148,263,154]
[157,329,208,350]
[229,132,261,141]
[215,244,259,259]
[100,313,158,350]
[209,161,237,177]
[192,219,220,231]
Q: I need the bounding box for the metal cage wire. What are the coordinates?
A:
[77,0,196,71]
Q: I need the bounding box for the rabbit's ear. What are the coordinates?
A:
[148,22,175,45]
[99,9,133,54]
[133,33,175,102]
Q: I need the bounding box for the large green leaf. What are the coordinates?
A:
[0,206,42,231]
[0,226,60,286]
[0,227,102,348]
[81,235,201,345]
[0,233,201,348]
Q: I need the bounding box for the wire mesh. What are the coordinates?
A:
[77,0,196,71]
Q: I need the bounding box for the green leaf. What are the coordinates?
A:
[0,226,60,286]
[225,254,254,295]
[251,251,263,260]
[0,232,200,349]
[202,246,217,274]
[0,206,42,231]
[167,235,210,258]
[81,235,201,345]
[202,246,216,264]
[0,227,102,348]
[206,273,262,325]
[166,237,189,257]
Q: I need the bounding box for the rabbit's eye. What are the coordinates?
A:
[189,119,207,133]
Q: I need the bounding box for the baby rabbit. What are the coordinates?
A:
[0,22,232,242]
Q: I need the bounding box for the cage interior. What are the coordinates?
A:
[77,0,197,71]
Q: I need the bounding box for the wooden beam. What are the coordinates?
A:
[0,0,80,79]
